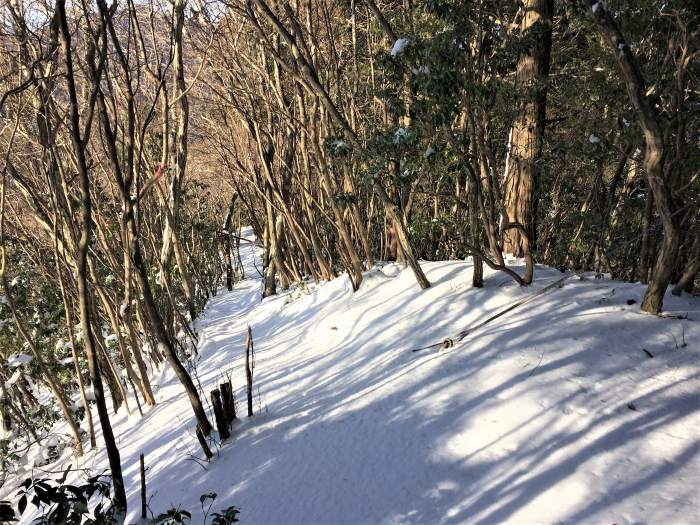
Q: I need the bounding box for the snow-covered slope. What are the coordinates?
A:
[6,230,700,524]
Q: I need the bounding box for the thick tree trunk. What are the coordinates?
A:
[638,186,653,283]
[502,0,554,257]
[469,196,484,288]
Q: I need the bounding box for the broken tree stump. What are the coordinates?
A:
[221,381,235,424]
[211,389,230,440]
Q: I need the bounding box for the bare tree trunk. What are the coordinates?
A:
[57,0,126,513]
[672,235,699,296]
[125,315,156,406]
[224,193,238,291]
[263,183,280,297]
[373,182,430,289]
[502,0,554,257]
[54,253,96,448]
[582,0,682,313]
[90,0,212,434]
[133,235,213,434]
[167,0,198,320]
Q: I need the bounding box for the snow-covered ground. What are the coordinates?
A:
[4,229,700,524]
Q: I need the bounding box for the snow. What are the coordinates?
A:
[46,435,61,448]
[414,65,430,75]
[84,386,95,401]
[7,353,32,367]
[3,227,699,524]
[394,127,410,144]
[329,139,347,152]
[157,342,169,357]
[4,369,21,388]
[390,37,410,58]
[0,424,13,440]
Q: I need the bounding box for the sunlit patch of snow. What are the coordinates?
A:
[7,353,32,367]
[390,37,410,57]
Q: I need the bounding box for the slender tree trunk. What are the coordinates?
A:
[0,280,84,454]
[373,182,430,289]
[57,0,126,513]
[263,184,280,297]
[166,0,198,320]
[582,0,682,313]
[672,235,700,295]
[224,194,238,291]
[91,50,213,436]
[132,235,213,434]
[55,256,96,448]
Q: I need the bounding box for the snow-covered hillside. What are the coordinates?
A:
[5,229,700,524]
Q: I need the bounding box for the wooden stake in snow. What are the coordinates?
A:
[140,453,147,520]
[245,326,254,417]
[211,389,230,440]
[196,425,213,459]
[411,273,574,353]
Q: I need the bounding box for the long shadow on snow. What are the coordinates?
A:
[161,262,698,524]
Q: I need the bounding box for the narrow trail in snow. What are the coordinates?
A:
[4,227,699,525]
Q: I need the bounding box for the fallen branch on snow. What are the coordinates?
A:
[410,273,574,353]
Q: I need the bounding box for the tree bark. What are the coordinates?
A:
[581,0,682,313]
[672,235,699,296]
[373,181,430,289]
[90,0,213,436]
[502,0,554,257]
[57,0,126,513]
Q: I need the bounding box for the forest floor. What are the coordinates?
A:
[6,229,700,524]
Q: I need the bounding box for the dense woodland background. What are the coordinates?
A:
[0,0,697,519]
